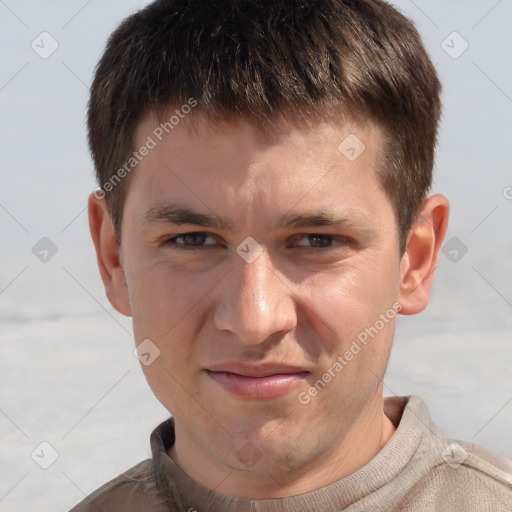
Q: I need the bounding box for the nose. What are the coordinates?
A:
[213,250,297,345]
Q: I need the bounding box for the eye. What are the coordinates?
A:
[163,232,218,248]
[292,234,349,249]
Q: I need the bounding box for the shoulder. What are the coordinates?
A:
[408,439,512,511]
[443,438,512,490]
[400,396,512,511]
[69,459,172,512]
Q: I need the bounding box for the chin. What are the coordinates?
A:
[213,428,311,474]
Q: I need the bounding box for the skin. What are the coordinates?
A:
[89,110,449,499]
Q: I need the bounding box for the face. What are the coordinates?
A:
[119,111,403,476]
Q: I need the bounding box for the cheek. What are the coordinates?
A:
[300,277,397,416]
[126,257,208,339]
[126,261,209,414]
[301,259,400,348]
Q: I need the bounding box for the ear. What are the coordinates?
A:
[398,194,449,315]
[88,192,132,316]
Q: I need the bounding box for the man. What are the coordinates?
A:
[72,0,512,510]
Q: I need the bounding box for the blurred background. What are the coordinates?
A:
[1,1,511,510]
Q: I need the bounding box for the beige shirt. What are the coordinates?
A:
[70,395,512,511]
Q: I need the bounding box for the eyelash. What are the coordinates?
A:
[162,232,349,250]
[163,233,217,249]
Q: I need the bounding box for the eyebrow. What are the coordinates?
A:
[275,212,356,229]
[142,205,236,231]
[141,205,370,231]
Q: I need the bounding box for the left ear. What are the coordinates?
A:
[398,194,449,315]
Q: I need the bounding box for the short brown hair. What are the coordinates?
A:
[88,0,441,253]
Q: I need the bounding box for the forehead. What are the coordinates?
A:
[125,109,392,231]
[140,106,382,154]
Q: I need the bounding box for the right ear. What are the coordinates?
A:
[88,192,132,316]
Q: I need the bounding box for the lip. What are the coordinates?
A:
[205,363,309,400]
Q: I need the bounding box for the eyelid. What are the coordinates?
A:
[160,232,350,250]
[291,233,350,247]
[161,231,218,247]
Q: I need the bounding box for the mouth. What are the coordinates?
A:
[205,363,309,400]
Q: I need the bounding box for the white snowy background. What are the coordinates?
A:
[0,1,511,510]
